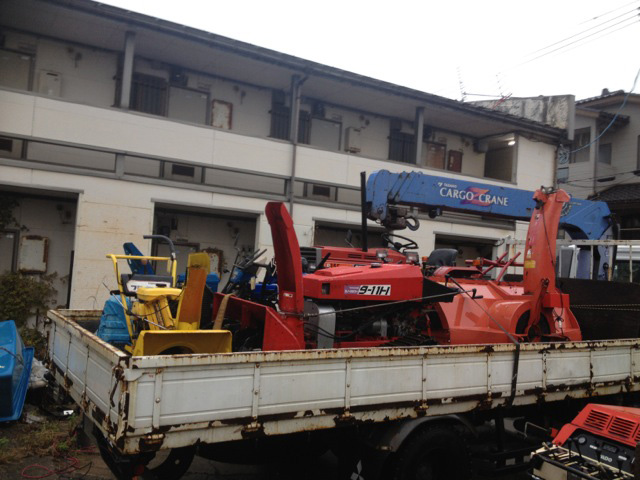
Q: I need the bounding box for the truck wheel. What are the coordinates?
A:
[94,427,194,480]
[391,426,470,480]
[145,446,195,480]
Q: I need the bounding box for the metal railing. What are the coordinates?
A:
[501,238,640,282]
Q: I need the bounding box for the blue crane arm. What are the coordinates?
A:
[366,170,614,240]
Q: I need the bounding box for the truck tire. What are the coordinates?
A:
[94,427,194,480]
[390,425,471,480]
[145,447,196,480]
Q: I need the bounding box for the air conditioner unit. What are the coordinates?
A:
[345,127,362,153]
[38,71,61,97]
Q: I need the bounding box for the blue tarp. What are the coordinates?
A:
[0,320,34,422]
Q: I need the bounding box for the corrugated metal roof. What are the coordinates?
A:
[577,90,626,104]
[577,90,640,106]
[591,183,640,203]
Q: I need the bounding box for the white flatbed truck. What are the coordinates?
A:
[43,309,640,480]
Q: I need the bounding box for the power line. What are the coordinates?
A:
[544,19,640,60]
[587,175,639,194]
[447,15,639,99]
[507,13,640,71]
[563,168,640,185]
[523,6,640,61]
[569,65,640,154]
[431,2,640,99]
[578,0,640,25]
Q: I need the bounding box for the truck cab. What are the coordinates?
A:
[612,245,640,283]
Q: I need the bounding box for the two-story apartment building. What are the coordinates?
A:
[0,0,570,309]
[558,90,640,240]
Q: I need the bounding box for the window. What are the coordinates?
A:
[269,91,310,142]
[171,164,195,177]
[313,223,385,249]
[269,106,310,142]
[0,49,32,91]
[620,214,640,240]
[27,142,116,171]
[309,117,341,150]
[423,142,446,169]
[598,143,612,164]
[304,183,336,201]
[204,169,286,195]
[557,168,569,183]
[0,136,23,159]
[167,86,208,124]
[311,184,331,198]
[389,130,415,163]
[130,73,167,116]
[0,230,19,273]
[124,156,161,177]
[447,150,463,172]
[484,147,514,181]
[570,128,590,163]
[162,162,201,183]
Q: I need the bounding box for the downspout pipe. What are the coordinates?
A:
[360,171,368,252]
[120,31,136,109]
[288,74,307,214]
[414,107,424,164]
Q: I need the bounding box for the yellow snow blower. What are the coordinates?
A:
[106,235,231,356]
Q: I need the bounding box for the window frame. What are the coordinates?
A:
[598,142,612,164]
[388,129,416,164]
[570,128,591,164]
[130,72,168,116]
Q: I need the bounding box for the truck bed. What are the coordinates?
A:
[44,309,640,455]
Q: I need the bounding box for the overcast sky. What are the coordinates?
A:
[98,0,639,101]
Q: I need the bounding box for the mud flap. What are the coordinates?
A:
[132,330,232,356]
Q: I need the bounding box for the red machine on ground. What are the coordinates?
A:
[531,404,640,479]
[213,187,582,351]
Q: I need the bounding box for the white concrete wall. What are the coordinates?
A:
[34,38,117,108]
[2,90,541,194]
[196,76,272,138]
[564,117,597,199]
[515,136,559,190]
[322,105,390,160]
[597,102,640,188]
